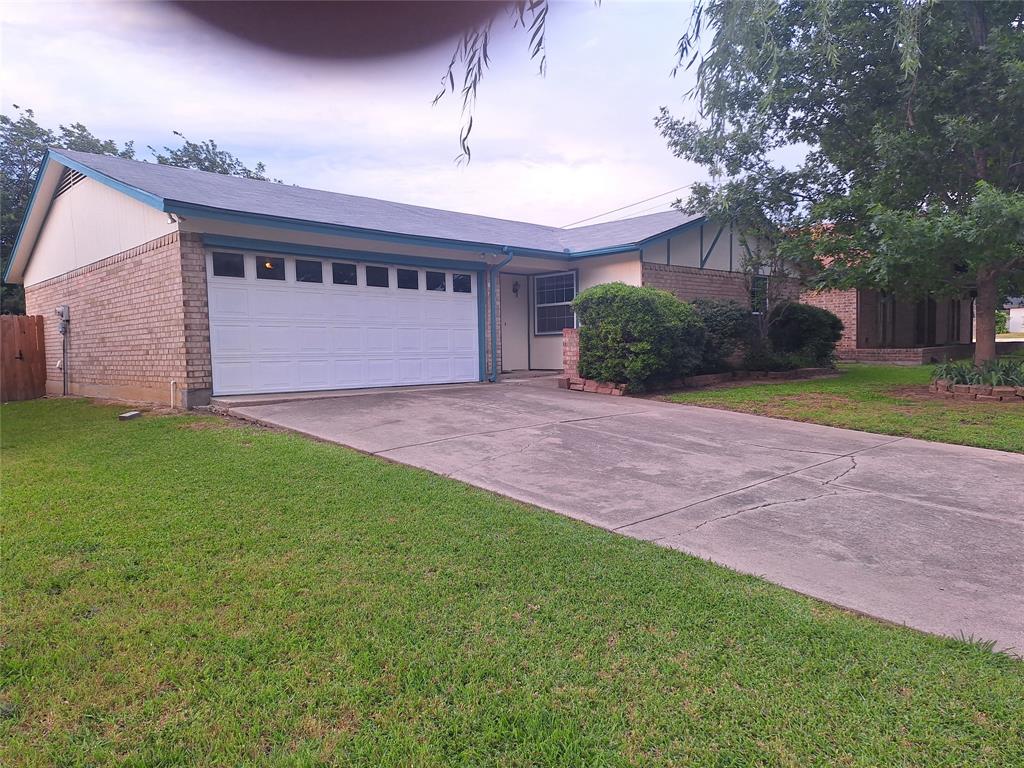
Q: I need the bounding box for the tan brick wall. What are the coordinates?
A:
[641,263,800,305]
[24,231,212,407]
[562,328,579,378]
[642,263,750,303]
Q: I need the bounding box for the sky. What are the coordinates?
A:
[0,1,712,228]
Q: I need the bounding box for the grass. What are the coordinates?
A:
[665,364,1024,453]
[3,399,1023,767]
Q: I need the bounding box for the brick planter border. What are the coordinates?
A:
[556,367,838,397]
[930,380,1024,403]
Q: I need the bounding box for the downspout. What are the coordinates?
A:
[489,247,515,382]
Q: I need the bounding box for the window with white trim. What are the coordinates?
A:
[534,271,577,335]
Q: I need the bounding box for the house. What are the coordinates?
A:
[5,149,772,407]
[801,288,975,364]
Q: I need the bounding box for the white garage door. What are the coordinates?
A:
[206,251,481,395]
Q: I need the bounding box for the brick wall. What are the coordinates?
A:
[562,328,579,378]
[642,263,800,304]
[485,271,500,377]
[24,231,212,407]
[642,263,749,303]
[800,288,858,352]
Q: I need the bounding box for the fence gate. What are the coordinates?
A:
[1,315,46,402]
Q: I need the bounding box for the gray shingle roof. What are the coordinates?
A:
[54,149,703,255]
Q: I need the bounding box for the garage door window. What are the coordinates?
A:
[535,272,576,335]
[295,259,323,283]
[332,262,357,285]
[257,257,285,281]
[212,252,245,278]
[453,273,472,293]
[397,268,419,290]
[366,266,389,287]
[426,271,446,291]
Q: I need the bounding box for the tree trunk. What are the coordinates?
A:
[974,268,998,365]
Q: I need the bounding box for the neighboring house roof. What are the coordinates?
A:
[5,148,707,283]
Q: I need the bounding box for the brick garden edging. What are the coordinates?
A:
[557,376,627,395]
[931,380,1024,403]
[556,367,836,397]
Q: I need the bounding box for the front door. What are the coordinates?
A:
[499,273,529,371]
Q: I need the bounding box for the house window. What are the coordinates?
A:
[453,273,472,293]
[397,268,419,290]
[256,256,285,281]
[535,272,576,335]
[212,252,245,278]
[426,271,446,291]
[750,275,769,314]
[332,262,357,285]
[295,259,323,283]
[365,266,389,287]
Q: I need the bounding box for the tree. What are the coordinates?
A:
[657,1,1024,365]
[148,131,276,180]
[1,107,277,313]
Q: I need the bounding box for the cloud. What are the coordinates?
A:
[1,0,709,226]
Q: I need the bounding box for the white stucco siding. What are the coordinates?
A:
[642,239,669,264]
[23,177,176,287]
[577,252,642,290]
[655,224,738,272]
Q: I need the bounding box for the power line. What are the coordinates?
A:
[562,184,694,228]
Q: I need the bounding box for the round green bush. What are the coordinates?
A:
[572,283,705,391]
[766,301,844,366]
[692,298,756,373]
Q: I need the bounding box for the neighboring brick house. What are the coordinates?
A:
[801,287,974,364]
[7,149,786,407]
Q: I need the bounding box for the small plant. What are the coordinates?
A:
[932,358,1024,387]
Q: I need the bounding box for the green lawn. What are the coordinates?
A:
[665,364,1024,453]
[3,400,1022,767]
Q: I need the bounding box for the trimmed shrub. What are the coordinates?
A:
[572,283,704,391]
[766,301,844,366]
[692,298,756,373]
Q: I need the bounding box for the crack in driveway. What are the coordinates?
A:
[685,490,844,536]
[614,436,906,533]
[824,456,859,485]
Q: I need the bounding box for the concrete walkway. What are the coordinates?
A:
[226,384,1024,654]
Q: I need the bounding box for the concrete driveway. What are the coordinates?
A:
[224,382,1024,653]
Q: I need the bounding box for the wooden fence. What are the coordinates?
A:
[1,315,46,402]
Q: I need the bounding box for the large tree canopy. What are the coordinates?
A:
[0,107,276,314]
[657,0,1024,363]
